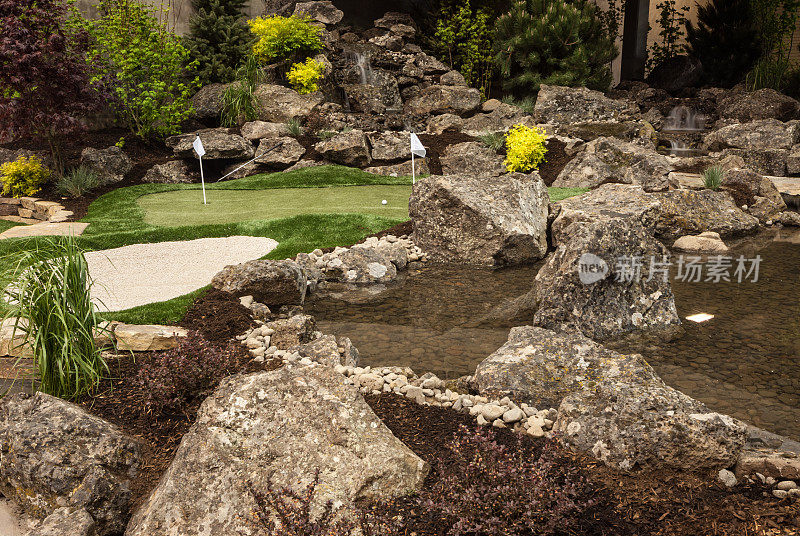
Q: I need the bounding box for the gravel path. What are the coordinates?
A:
[86,236,278,312]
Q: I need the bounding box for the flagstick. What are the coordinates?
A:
[199,155,207,205]
[412,152,416,185]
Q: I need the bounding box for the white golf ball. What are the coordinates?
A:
[381,199,388,205]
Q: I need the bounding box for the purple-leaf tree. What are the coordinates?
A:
[0,0,106,171]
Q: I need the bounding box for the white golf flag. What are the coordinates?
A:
[193,135,206,158]
[410,132,426,157]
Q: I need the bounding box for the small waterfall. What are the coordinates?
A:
[663,105,706,131]
[349,51,374,85]
[669,140,691,156]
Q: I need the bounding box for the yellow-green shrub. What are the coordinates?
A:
[504,125,548,173]
[287,58,325,94]
[248,15,323,64]
[0,155,51,198]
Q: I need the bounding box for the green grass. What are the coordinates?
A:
[0,166,589,325]
[548,187,589,203]
[139,185,411,227]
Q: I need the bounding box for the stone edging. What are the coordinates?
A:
[0,197,72,224]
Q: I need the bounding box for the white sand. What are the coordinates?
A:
[86,236,278,312]
[0,500,26,536]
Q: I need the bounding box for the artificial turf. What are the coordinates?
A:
[0,166,588,324]
[0,220,21,234]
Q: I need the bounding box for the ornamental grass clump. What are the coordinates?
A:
[221,56,264,127]
[0,155,51,198]
[703,165,724,190]
[504,124,548,173]
[56,166,101,198]
[2,235,106,400]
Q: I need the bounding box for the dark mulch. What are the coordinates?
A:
[417,132,477,175]
[178,288,254,344]
[366,393,800,536]
[539,138,571,186]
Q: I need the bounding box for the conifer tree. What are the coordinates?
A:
[492,0,617,97]
[685,0,761,88]
[184,0,255,85]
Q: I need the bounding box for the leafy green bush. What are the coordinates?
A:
[492,0,617,97]
[221,56,263,127]
[83,0,199,138]
[685,0,761,87]
[3,235,107,400]
[0,155,50,198]
[248,15,323,65]
[505,125,548,173]
[703,165,723,190]
[478,131,505,152]
[184,0,255,85]
[56,166,101,198]
[430,0,494,98]
[747,0,800,91]
[287,58,325,95]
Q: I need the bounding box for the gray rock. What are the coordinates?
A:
[410,173,550,266]
[532,216,681,342]
[704,119,799,151]
[368,131,410,161]
[551,184,662,245]
[426,114,464,134]
[461,103,536,136]
[672,231,730,253]
[342,70,402,114]
[555,379,748,471]
[142,160,194,184]
[0,393,141,535]
[211,259,307,307]
[718,469,738,488]
[337,247,397,284]
[779,211,800,226]
[553,137,671,192]
[440,141,506,177]
[414,53,449,74]
[652,189,760,239]
[289,334,360,367]
[265,314,317,349]
[533,84,639,125]
[255,84,323,123]
[315,129,372,167]
[718,88,800,122]
[80,146,133,184]
[190,83,230,122]
[165,128,254,160]
[293,1,343,24]
[405,85,481,116]
[28,507,97,536]
[124,365,428,536]
[255,136,306,166]
[240,120,291,140]
[440,70,467,86]
[474,326,658,409]
[720,148,788,177]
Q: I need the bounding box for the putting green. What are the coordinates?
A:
[138,185,412,227]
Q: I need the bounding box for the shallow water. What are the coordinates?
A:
[308,229,800,440]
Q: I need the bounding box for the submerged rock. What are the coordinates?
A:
[672,231,730,253]
[0,393,141,535]
[409,173,550,266]
[211,259,308,307]
[125,365,428,536]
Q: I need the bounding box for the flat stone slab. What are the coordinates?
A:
[0,222,89,240]
[768,176,800,196]
[670,172,704,190]
[85,236,278,312]
[114,324,188,351]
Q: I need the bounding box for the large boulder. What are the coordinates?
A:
[80,146,133,185]
[404,85,481,116]
[211,259,308,307]
[645,55,703,92]
[125,365,429,536]
[255,136,306,166]
[532,216,681,342]
[551,184,662,245]
[0,393,141,535]
[409,173,550,266]
[314,129,372,167]
[704,119,799,151]
[552,137,672,192]
[265,314,317,349]
[533,84,639,125]
[474,326,658,409]
[336,246,398,284]
[718,88,800,122]
[721,168,787,223]
[165,128,254,160]
[555,378,748,471]
[720,148,788,177]
[651,189,760,239]
[343,70,403,114]
[368,131,410,161]
[28,507,97,536]
[142,160,194,184]
[440,141,506,177]
[190,83,230,122]
[292,0,343,24]
[240,120,290,141]
[461,103,536,136]
[254,84,323,123]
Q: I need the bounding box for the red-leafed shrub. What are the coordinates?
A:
[0,0,106,168]
[134,333,240,420]
[422,425,594,536]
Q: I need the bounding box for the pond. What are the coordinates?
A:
[307,229,800,440]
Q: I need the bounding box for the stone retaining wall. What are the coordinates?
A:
[0,197,72,224]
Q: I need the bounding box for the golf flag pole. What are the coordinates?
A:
[193,136,207,205]
[410,132,426,185]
